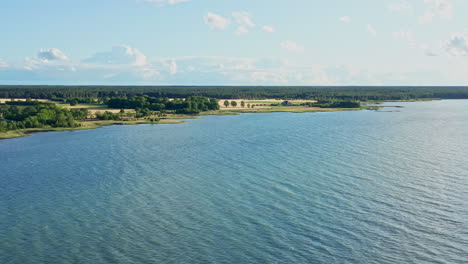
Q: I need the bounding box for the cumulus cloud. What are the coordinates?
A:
[205,11,274,35]
[168,57,334,85]
[204,12,230,30]
[37,48,68,61]
[83,45,147,66]
[387,0,412,13]
[229,12,256,35]
[262,25,275,33]
[163,56,255,73]
[339,16,351,23]
[232,12,255,28]
[419,0,453,23]
[4,44,466,85]
[143,0,191,5]
[0,53,464,85]
[424,0,453,18]
[445,34,468,56]
[167,59,178,75]
[5,53,332,85]
[280,41,305,53]
[366,24,377,36]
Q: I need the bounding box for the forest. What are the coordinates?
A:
[0,95,219,132]
[0,102,85,132]
[1,85,468,101]
[107,96,220,114]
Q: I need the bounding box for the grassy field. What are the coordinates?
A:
[218,99,317,110]
[0,98,52,104]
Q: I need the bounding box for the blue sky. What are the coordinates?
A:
[1,0,467,85]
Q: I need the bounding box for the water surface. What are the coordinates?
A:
[1,100,468,263]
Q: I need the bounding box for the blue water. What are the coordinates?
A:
[1,100,468,263]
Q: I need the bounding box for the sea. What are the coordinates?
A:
[1,100,467,263]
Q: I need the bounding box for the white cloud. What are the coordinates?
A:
[155,59,178,75]
[0,54,464,85]
[366,24,377,36]
[418,0,453,24]
[205,11,274,36]
[445,34,468,56]
[167,0,190,4]
[393,31,416,48]
[339,16,351,23]
[83,45,147,66]
[168,59,177,75]
[387,0,412,13]
[280,41,305,53]
[37,48,68,61]
[3,44,467,85]
[262,25,275,33]
[143,0,191,5]
[232,12,255,28]
[204,12,230,30]
[422,0,453,20]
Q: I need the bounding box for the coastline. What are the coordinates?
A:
[0,105,372,140]
[0,119,186,140]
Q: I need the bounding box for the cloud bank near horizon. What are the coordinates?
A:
[0,45,462,86]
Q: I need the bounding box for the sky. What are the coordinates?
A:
[1,0,468,86]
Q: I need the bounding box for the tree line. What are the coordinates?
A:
[0,102,86,132]
[107,96,219,114]
[1,85,468,101]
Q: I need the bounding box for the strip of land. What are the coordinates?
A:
[0,97,366,140]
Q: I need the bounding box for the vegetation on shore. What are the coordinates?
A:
[0,97,362,139]
[0,97,202,139]
[3,84,464,140]
[107,95,219,114]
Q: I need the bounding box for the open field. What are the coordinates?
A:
[68,105,135,115]
[204,106,361,115]
[0,98,52,104]
[218,99,317,110]
[0,99,136,115]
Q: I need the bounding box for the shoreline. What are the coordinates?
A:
[0,119,186,140]
[0,106,371,140]
[0,101,398,141]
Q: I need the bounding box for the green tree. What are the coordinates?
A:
[223,100,230,108]
[69,99,78,106]
[0,120,7,132]
[231,101,237,107]
[241,101,245,108]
